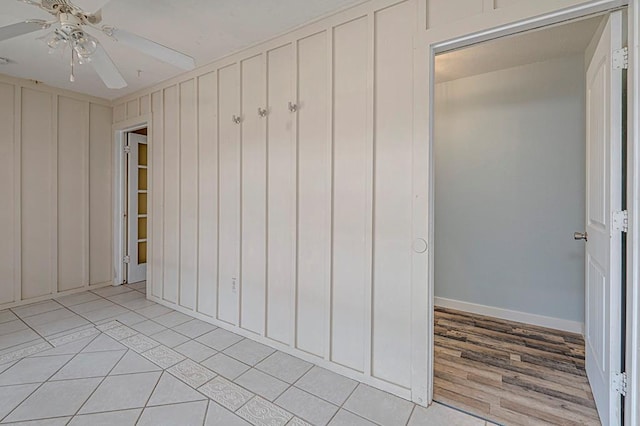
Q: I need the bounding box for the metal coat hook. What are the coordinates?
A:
[258,107,268,118]
[288,102,298,113]
[232,115,242,124]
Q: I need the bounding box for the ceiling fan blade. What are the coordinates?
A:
[90,44,127,89]
[17,0,43,8]
[72,0,111,13]
[106,28,196,70]
[0,20,48,42]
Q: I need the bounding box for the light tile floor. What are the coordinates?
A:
[0,283,490,426]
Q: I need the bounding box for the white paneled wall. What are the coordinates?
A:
[112,0,606,403]
[331,15,370,374]
[240,54,267,336]
[0,76,113,308]
[112,0,417,396]
[266,43,296,346]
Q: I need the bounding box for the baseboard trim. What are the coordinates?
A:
[434,297,584,335]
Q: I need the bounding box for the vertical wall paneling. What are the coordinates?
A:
[126,99,139,120]
[89,104,113,285]
[151,91,165,298]
[140,95,151,115]
[21,88,55,300]
[197,72,219,317]
[0,76,113,308]
[494,0,522,9]
[372,1,413,388]
[114,103,126,122]
[0,83,15,304]
[217,64,241,325]
[331,17,369,372]
[240,54,268,335]
[57,96,89,292]
[426,0,485,28]
[179,79,198,310]
[162,85,180,303]
[266,44,296,345]
[296,32,330,357]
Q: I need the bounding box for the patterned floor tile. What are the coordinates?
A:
[288,417,314,426]
[198,376,254,411]
[121,334,160,353]
[141,345,186,369]
[0,342,52,365]
[48,327,99,347]
[167,359,217,388]
[95,320,120,332]
[237,396,293,426]
[102,325,138,341]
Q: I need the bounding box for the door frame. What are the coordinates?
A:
[112,115,151,288]
[418,0,639,424]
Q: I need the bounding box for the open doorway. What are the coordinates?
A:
[432,12,625,426]
[124,127,148,285]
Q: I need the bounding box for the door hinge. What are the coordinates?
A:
[613,210,629,233]
[613,47,628,70]
[124,144,131,154]
[613,372,628,396]
[123,255,131,264]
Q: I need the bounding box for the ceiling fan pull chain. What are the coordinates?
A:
[70,48,75,82]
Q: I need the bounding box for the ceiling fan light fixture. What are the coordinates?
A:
[39,30,67,54]
[71,30,97,60]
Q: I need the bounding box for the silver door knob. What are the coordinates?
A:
[574,232,588,241]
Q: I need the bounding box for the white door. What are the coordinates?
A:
[127,132,148,284]
[584,11,624,426]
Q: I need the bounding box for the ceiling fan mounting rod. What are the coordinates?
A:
[59,12,83,30]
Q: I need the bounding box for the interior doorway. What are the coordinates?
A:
[124,127,148,284]
[431,12,625,426]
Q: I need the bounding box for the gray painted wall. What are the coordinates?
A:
[434,55,586,323]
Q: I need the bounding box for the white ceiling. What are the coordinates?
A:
[0,0,365,100]
[435,15,604,83]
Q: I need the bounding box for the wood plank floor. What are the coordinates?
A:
[433,307,601,426]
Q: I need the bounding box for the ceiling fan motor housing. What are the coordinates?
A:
[41,0,76,14]
[41,0,102,25]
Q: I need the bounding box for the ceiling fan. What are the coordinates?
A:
[0,0,196,89]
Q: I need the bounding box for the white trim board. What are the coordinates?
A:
[434,297,584,335]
